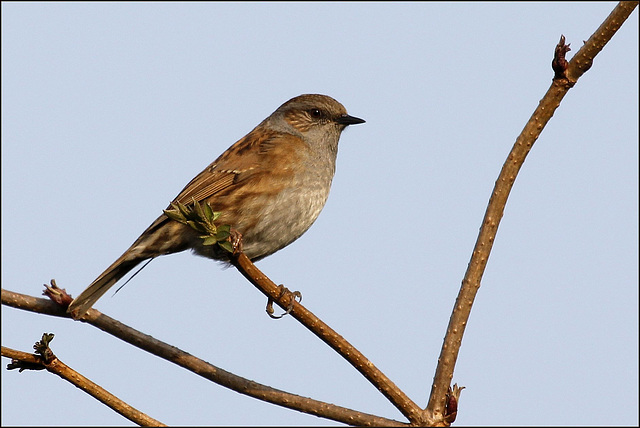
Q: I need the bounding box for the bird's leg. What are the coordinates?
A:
[229,228,244,256]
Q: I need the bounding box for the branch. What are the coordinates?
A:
[2,336,165,427]
[424,1,638,424]
[166,197,425,423]
[566,1,639,82]
[230,253,426,425]
[1,288,406,427]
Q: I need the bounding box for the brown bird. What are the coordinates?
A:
[67,94,365,319]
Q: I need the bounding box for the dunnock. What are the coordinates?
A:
[68,94,364,319]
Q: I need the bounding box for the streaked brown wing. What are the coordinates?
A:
[172,169,238,205]
[169,128,280,206]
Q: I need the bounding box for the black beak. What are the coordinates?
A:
[336,114,366,126]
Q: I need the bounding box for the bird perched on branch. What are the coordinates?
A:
[68,94,365,319]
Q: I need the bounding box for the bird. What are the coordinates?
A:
[67,94,365,319]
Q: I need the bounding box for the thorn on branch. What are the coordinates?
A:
[43,279,73,307]
[7,359,45,372]
[552,34,571,81]
[444,383,465,424]
[6,333,57,372]
[33,333,56,364]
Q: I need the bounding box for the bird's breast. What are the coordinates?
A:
[237,167,334,260]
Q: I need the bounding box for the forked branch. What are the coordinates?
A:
[1,288,405,427]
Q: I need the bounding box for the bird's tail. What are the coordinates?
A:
[67,252,145,319]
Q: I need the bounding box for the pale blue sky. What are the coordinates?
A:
[2,2,638,426]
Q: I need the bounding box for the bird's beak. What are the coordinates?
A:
[336,114,365,126]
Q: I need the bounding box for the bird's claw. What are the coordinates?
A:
[266,284,302,319]
[229,228,244,256]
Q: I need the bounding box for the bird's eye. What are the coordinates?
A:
[308,108,323,119]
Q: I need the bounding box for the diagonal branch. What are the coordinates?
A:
[1,288,406,427]
[424,1,638,424]
[2,343,166,427]
[164,201,425,423]
[230,253,426,425]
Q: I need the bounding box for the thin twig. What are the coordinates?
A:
[2,344,166,427]
[1,288,406,427]
[229,253,426,425]
[424,1,638,424]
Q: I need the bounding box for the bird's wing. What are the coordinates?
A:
[170,128,281,206]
